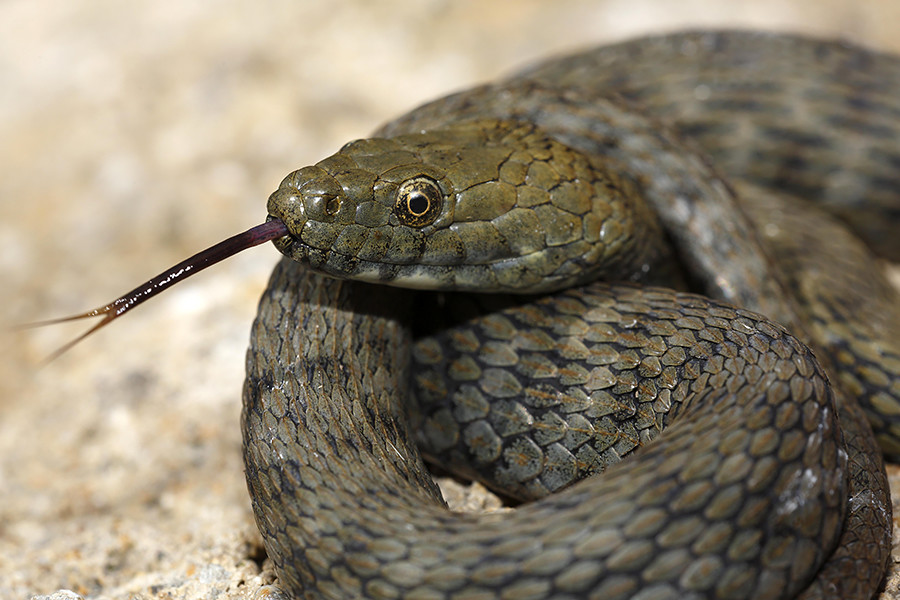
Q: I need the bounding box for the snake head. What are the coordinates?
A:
[28,120,664,358]
[268,119,661,293]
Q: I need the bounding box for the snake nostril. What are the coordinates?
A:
[325,197,341,216]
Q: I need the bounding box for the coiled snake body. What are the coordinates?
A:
[242,31,900,599]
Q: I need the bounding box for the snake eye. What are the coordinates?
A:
[394,177,442,227]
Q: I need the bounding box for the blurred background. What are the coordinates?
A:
[2,1,898,598]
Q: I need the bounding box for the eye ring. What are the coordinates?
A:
[394,177,443,227]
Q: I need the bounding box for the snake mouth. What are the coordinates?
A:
[272,228,599,294]
[272,230,463,289]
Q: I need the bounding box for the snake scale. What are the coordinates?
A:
[238,31,900,599]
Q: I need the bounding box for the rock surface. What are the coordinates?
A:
[2,1,899,598]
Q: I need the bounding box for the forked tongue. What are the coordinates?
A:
[22,219,288,362]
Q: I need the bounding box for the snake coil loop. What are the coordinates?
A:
[243,31,899,600]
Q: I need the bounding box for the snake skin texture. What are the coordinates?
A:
[242,31,899,599]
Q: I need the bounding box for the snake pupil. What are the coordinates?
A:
[408,192,429,215]
[394,176,442,227]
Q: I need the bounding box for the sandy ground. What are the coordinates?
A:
[2,1,900,598]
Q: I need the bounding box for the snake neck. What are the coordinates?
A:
[376,82,803,332]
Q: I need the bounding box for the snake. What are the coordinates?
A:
[233,30,900,600]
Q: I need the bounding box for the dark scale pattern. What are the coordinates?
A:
[244,31,898,600]
[245,261,847,600]
[517,31,900,262]
[410,287,690,500]
[412,286,779,500]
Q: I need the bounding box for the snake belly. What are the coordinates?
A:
[242,31,899,600]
